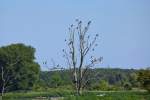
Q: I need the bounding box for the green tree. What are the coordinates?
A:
[0,43,40,96]
[51,72,63,88]
[137,68,150,92]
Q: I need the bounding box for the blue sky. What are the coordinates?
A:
[0,0,150,70]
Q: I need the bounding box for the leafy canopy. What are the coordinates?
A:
[0,43,40,92]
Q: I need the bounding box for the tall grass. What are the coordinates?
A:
[2,90,150,100]
[3,88,73,100]
[65,91,150,100]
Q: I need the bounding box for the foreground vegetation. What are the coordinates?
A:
[66,91,150,100]
[2,90,150,100]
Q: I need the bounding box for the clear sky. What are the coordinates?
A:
[0,0,150,70]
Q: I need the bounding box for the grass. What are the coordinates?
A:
[1,90,150,100]
[2,88,73,100]
[64,91,150,100]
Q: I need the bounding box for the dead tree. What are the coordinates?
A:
[63,20,102,95]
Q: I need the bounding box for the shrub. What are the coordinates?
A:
[99,80,109,91]
[123,82,132,90]
[137,68,150,92]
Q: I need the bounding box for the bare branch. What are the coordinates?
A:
[63,20,102,95]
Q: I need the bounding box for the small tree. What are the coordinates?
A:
[63,20,102,95]
[51,72,63,88]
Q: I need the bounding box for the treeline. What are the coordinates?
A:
[38,68,138,91]
[0,43,150,94]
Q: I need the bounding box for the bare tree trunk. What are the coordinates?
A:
[1,85,5,98]
[63,20,102,96]
[77,86,82,95]
[1,66,4,99]
[74,70,78,93]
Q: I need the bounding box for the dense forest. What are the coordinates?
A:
[39,68,138,91]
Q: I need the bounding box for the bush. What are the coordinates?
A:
[99,80,109,91]
[137,69,150,92]
[32,81,48,91]
[123,82,132,90]
[91,83,100,90]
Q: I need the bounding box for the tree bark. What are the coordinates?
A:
[1,85,4,98]
[1,66,5,100]
[63,20,101,96]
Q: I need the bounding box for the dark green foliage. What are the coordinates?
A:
[51,72,63,88]
[40,68,137,91]
[0,43,40,92]
[137,68,150,92]
[40,70,72,88]
[92,68,136,86]
[123,82,132,90]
